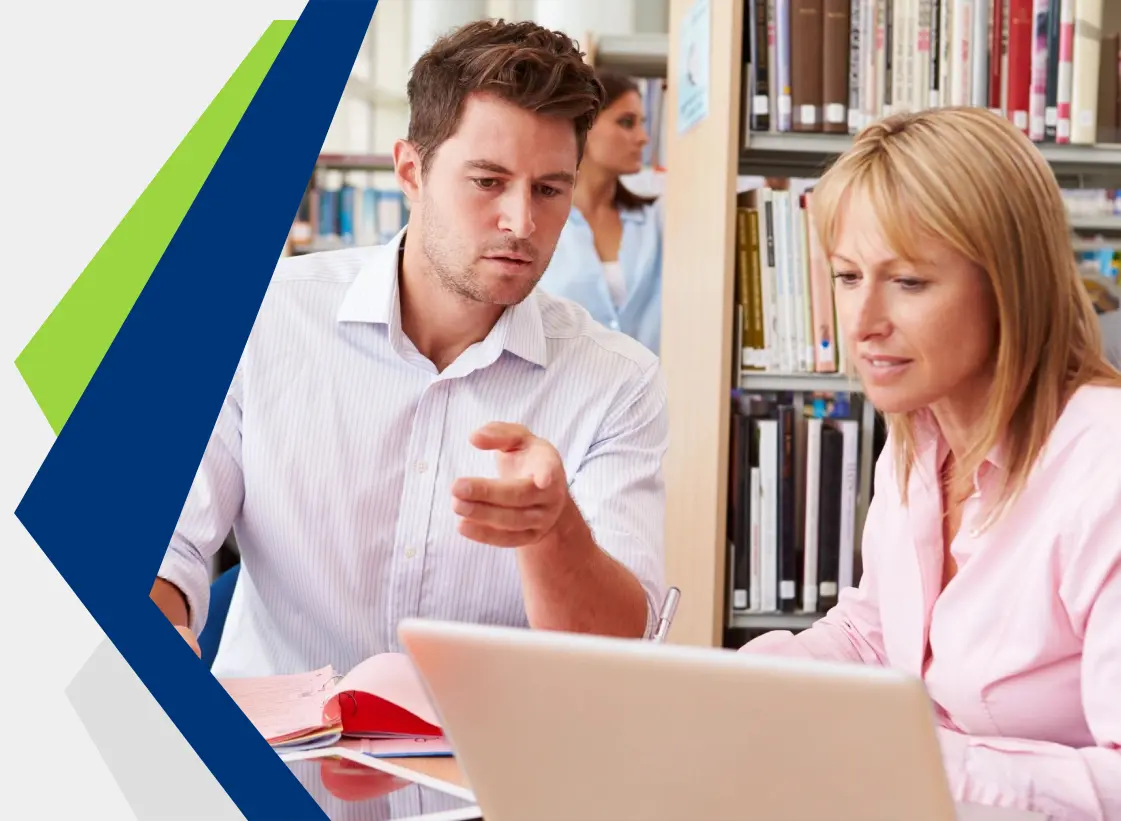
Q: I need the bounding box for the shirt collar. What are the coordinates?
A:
[335,227,548,369]
[912,407,1006,492]
[568,203,649,227]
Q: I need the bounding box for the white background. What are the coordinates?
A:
[0,2,307,816]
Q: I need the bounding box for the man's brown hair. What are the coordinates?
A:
[407,18,605,175]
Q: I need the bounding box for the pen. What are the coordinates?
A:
[651,586,681,643]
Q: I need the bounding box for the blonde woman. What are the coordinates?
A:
[741,108,1121,820]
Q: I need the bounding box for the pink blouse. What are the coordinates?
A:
[740,385,1121,820]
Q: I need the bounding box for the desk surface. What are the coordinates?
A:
[392,756,467,789]
[386,757,1045,821]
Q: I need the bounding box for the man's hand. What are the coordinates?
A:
[176,624,202,658]
[452,422,571,548]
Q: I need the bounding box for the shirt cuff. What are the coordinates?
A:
[644,586,660,639]
[157,548,211,638]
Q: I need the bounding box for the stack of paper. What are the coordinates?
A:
[218,652,450,757]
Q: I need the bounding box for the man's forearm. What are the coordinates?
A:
[517,495,650,638]
[150,577,191,628]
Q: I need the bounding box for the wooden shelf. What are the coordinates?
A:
[730,611,822,631]
[1070,215,1121,233]
[316,153,394,172]
[591,33,668,77]
[741,372,862,393]
[739,132,1121,183]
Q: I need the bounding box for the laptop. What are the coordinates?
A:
[397,619,1044,821]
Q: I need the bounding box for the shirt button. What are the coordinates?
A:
[405,547,416,559]
[416,461,428,473]
[609,320,619,330]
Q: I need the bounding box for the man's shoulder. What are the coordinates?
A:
[533,288,660,382]
[268,245,375,291]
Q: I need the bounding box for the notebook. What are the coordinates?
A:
[219,652,448,755]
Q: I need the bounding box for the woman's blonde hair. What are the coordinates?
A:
[809,107,1121,523]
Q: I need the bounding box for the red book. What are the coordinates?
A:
[1006,0,1034,134]
[990,0,1006,114]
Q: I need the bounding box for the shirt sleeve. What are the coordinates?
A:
[568,359,668,638]
[935,469,1121,821]
[738,447,891,665]
[157,369,245,636]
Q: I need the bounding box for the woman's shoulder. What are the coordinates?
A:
[1050,383,1121,455]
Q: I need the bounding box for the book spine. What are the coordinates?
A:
[989,0,1006,112]
[1069,0,1104,145]
[1007,0,1033,132]
[849,0,865,132]
[1029,0,1051,141]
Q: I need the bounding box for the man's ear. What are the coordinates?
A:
[394,139,423,202]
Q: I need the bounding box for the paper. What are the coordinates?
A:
[220,665,339,745]
[335,653,442,729]
[676,0,711,135]
[219,653,444,749]
[337,736,453,759]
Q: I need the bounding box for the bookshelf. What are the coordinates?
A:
[659,0,1121,649]
[286,153,403,256]
[588,33,670,77]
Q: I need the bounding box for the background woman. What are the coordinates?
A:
[536,70,663,354]
[741,108,1121,820]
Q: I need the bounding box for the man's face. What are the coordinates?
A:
[409,93,578,306]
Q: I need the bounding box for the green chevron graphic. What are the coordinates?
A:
[15,21,295,434]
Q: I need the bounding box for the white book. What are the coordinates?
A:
[802,419,823,613]
[836,419,861,591]
[972,0,991,108]
[951,0,974,105]
[749,466,763,612]
[758,420,780,612]
[1069,0,1103,145]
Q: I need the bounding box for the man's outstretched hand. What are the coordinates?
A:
[452,422,572,548]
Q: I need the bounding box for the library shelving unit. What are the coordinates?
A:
[657,0,1121,649]
[315,153,395,172]
[586,32,669,77]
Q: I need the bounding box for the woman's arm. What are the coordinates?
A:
[934,472,1121,821]
[738,450,892,665]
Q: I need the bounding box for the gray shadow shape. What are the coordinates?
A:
[66,637,245,820]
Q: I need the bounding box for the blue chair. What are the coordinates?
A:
[199,562,240,668]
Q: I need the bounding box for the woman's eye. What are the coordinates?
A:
[896,278,927,292]
[831,271,860,286]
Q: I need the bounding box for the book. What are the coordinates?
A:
[219,652,447,755]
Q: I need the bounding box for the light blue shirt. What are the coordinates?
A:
[537,201,663,355]
[158,229,667,678]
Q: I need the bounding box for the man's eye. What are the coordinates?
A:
[472,178,500,190]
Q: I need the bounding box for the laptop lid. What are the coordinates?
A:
[397,618,958,821]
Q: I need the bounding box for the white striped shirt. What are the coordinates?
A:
[159,229,667,679]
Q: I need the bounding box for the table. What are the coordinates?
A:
[387,756,1046,821]
[392,756,467,790]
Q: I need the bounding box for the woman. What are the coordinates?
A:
[741,108,1121,820]
[536,70,663,354]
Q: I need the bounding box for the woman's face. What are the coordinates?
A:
[583,90,649,176]
[829,194,998,422]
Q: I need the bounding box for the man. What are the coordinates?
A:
[151,18,668,678]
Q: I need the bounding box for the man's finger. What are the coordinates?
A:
[469,422,532,453]
[453,497,550,531]
[457,519,544,547]
[452,476,539,507]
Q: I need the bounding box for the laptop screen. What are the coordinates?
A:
[285,756,482,821]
